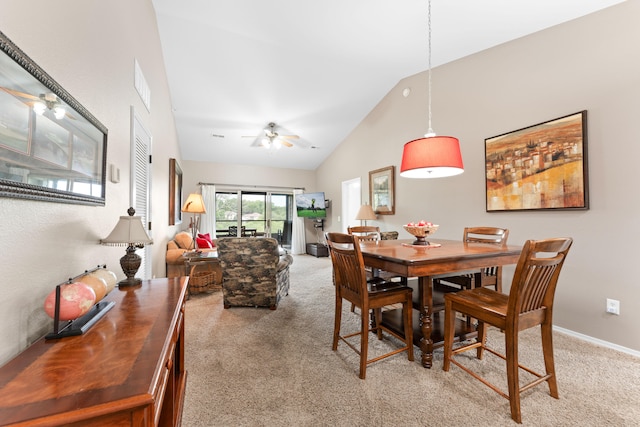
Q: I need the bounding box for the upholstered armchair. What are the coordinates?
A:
[217,237,293,310]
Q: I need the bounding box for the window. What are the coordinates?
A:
[214,191,293,248]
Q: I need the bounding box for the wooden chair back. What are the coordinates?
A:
[326,232,368,307]
[508,237,573,328]
[347,226,381,242]
[463,226,509,245]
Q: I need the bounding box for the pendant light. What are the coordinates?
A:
[400,0,464,178]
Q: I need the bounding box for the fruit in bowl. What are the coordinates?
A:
[403,221,439,245]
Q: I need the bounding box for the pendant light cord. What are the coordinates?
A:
[426,0,435,137]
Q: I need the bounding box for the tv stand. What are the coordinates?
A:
[306,243,329,258]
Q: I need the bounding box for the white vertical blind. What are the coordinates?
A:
[201,184,216,236]
[131,109,152,279]
[291,189,306,254]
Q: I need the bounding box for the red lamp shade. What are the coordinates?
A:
[400,136,464,178]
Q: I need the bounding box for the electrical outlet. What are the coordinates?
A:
[606,298,620,315]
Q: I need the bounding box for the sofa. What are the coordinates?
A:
[166,231,217,279]
[216,237,293,310]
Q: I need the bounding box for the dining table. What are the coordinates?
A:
[359,238,522,368]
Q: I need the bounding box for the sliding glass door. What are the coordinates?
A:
[214,191,293,248]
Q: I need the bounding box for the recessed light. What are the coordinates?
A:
[402,87,411,98]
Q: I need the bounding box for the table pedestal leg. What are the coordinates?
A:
[418,276,433,368]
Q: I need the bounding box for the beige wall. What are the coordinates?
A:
[317,0,640,353]
[0,0,182,364]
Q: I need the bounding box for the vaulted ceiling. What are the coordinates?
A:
[152,0,625,170]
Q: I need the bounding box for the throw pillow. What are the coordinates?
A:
[196,237,213,249]
[197,233,214,247]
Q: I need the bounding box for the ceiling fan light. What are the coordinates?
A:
[33,101,46,115]
[53,106,66,120]
[261,138,270,147]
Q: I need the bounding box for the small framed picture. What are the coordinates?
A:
[369,166,395,215]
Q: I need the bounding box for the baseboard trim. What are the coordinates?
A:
[553,325,640,358]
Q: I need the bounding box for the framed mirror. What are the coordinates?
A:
[0,30,107,206]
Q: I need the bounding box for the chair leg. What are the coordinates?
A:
[403,299,414,361]
[541,320,559,398]
[505,327,522,424]
[476,321,487,360]
[442,299,456,371]
[373,308,383,340]
[359,309,369,379]
[333,296,342,351]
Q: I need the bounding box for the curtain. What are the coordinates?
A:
[201,184,216,237]
[291,189,306,254]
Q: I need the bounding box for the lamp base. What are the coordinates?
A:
[119,245,143,287]
[118,277,142,287]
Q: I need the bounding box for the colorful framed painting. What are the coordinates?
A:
[485,111,589,212]
[369,165,395,215]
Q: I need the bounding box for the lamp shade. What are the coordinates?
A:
[182,193,206,214]
[355,204,377,221]
[400,136,464,178]
[101,208,153,246]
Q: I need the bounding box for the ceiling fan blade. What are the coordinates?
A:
[0,86,39,100]
[280,134,299,140]
[280,140,294,148]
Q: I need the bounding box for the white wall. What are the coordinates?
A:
[0,0,182,364]
[317,1,640,352]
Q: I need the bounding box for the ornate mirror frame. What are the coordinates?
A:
[0,30,108,206]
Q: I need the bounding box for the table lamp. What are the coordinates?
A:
[101,207,153,287]
[182,193,207,250]
[355,204,377,226]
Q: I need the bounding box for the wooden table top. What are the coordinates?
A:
[359,238,522,276]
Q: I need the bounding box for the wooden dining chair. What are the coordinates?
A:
[326,232,414,379]
[347,226,406,313]
[443,237,573,424]
[434,227,509,293]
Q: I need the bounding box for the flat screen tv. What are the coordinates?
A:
[295,192,327,218]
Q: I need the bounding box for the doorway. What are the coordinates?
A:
[341,177,362,233]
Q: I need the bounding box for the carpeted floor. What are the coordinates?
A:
[182,254,640,426]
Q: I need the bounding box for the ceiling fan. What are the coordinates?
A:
[243,122,300,149]
[0,87,71,120]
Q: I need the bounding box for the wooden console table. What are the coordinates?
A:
[0,277,188,426]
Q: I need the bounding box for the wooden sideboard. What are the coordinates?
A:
[0,277,188,426]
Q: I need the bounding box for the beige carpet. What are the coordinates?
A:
[182,254,640,426]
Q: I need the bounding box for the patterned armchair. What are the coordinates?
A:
[217,237,293,310]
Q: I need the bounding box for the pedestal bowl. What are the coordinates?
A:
[403,224,439,246]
